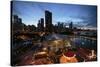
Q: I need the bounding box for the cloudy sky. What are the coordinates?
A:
[12,1,97,29]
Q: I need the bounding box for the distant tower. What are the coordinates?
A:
[12,15,22,23]
[12,15,18,23]
[12,15,23,32]
[37,20,41,32]
[45,10,52,33]
[37,18,44,32]
[40,18,44,32]
[18,18,22,23]
[69,22,73,29]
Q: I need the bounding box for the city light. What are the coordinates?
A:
[11,1,97,66]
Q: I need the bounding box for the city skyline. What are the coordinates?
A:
[11,1,97,66]
[12,1,97,29]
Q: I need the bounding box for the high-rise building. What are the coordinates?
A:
[45,10,52,33]
[69,22,73,29]
[40,18,44,32]
[12,15,22,23]
[18,18,22,23]
[12,15,18,23]
[37,18,44,32]
[37,20,41,31]
[12,15,24,32]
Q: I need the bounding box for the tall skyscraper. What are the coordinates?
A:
[12,15,18,23]
[37,18,44,32]
[37,20,41,31]
[45,10,52,33]
[18,18,22,23]
[12,15,23,32]
[40,18,44,32]
[69,22,73,29]
[12,15,22,23]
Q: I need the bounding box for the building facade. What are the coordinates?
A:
[45,10,53,33]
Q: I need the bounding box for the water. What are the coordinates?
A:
[45,34,97,51]
[70,36,97,50]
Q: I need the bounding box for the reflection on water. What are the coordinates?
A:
[45,34,97,51]
[70,36,97,51]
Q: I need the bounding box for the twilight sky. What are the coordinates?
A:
[12,1,97,29]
